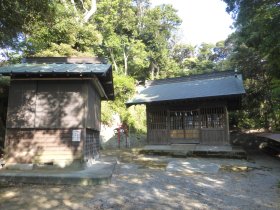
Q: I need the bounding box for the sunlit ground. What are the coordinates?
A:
[0,149,279,210]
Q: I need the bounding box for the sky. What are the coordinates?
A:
[151,0,234,45]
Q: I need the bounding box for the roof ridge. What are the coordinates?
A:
[146,70,236,86]
[24,57,108,64]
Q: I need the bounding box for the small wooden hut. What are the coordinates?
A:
[126,71,245,145]
[0,57,114,166]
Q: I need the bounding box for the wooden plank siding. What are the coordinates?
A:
[7,80,88,129]
[146,103,230,145]
[5,79,102,164]
[200,128,226,145]
[6,81,37,128]
[35,80,85,128]
[5,129,83,164]
[86,81,101,130]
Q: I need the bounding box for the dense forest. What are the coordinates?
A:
[0,0,279,133]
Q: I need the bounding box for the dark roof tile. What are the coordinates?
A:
[127,71,245,105]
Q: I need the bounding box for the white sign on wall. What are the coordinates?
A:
[72,130,81,142]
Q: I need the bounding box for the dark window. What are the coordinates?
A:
[201,107,225,128]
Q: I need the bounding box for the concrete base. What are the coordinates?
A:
[0,157,117,186]
[4,163,34,170]
[141,144,247,159]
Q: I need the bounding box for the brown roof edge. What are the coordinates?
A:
[24,57,108,64]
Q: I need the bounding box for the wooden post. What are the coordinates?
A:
[198,108,202,144]
[82,128,87,162]
[146,105,150,144]
[167,109,170,144]
[224,106,230,145]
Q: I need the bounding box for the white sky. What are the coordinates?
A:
[151,0,234,45]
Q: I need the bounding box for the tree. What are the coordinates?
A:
[0,0,101,58]
[223,0,280,78]
[0,0,183,130]
[94,0,141,75]
[0,0,52,48]
[171,44,195,65]
[223,0,280,130]
[94,1,182,80]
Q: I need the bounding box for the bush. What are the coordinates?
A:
[101,73,146,133]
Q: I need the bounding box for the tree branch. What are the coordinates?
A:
[83,0,97,22]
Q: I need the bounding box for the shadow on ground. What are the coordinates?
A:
[0,132,279,210]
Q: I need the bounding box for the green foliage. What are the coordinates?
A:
[0,0,52,48]
[25,2,102,56]
[223,0,280,78]
[223,0,280,131]
[127,105,147,133]
[1,0,278,132]
[94,0,182,80]
[101,74,146,132]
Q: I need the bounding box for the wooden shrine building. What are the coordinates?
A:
[0,57,114,166]
[126,71,245,145]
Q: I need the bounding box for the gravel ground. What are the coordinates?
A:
[0,151,279,210]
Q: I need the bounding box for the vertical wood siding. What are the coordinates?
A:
[146,104,230,145]
[147,109,168,144]
[35,81,85,128]
[200,107,229,145]
[6,81,37,128]
[86,81,101,131]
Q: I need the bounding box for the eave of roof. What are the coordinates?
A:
[126,71,245,106]
[0,63,111,75]
[0,63,115,100]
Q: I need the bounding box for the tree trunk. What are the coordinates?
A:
[156,65,160,79]
[150,62,154,80]
[83,0,97,22]
[150,62,159,80]
[109,48,118,73]
[123,49,128,76]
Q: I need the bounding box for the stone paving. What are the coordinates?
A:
[0,150,279,210]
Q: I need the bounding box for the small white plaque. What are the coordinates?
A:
[72,130,81,142]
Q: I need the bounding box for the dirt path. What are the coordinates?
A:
[0,150,279,210]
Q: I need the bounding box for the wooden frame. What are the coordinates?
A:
[146,101,230,145]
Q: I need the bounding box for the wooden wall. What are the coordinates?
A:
[86,81,101,131]
[5,79,102,164]
[6,81,37,128]
[5,128,83,165]
[7,80,87,129]
[147,106,169,144]
[146,102,230,146]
